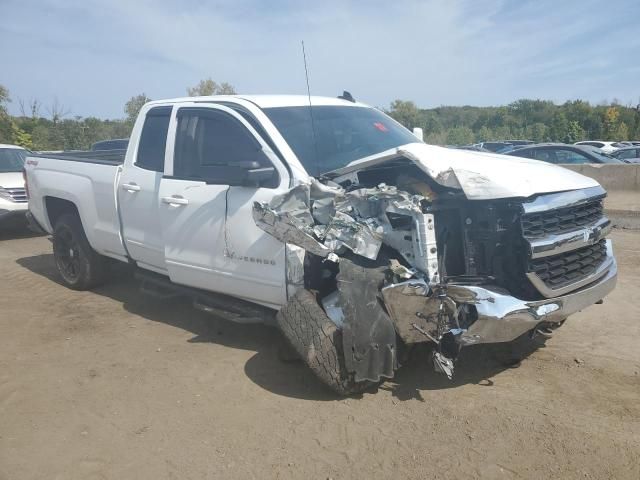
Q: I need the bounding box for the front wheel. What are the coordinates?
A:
[52,214,108,290]
[277,289,374,396]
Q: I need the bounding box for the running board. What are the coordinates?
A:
[135,270,276,325]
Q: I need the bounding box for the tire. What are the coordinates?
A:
[52,213,108,290]
[277,289,372,396]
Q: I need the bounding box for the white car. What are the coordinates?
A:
[25,95,617,394]
[574,141,624,153]
[0,144,29,224]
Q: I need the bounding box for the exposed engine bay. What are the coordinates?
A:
[253,151,616,383]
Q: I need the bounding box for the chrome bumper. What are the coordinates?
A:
[448,240,617,345]
[382,239,617,347]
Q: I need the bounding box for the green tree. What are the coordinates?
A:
[549,112,568,141]
[187,78,236,96]
[446,126,475,145]
[425,131,446,145]
[31,125,52,150]
[493,125,513,140]
[0,84,9,110]
[476,125,495,142]
[564,121,585,143]
[125,93,152,124]
[0,83,13,143]
[10,121,33,149]
[386,100,421,128]
[528,123,547,142]
[614,121,629,140]
[603,106,620,140]
[424,115,443,135]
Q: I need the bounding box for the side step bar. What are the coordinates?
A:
[135,269,276,325]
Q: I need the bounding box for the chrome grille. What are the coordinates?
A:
[528,239,607,291]
[1,187,27,203]
[522,199,603,238]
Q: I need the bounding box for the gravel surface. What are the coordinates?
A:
[1,227,638,479]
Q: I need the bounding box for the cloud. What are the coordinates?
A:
[1,0,638,118]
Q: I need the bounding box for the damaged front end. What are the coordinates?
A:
[253,152,617,383]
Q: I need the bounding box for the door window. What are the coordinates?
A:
[173,108,276,186]
[553,149,592,164]
[511,148,533,158]
[532,149,558,163]
[616,149,639,160]
[135,106,172,172]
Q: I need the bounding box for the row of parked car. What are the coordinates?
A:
[455,140,640,165]
[0,144,29,225]
[2,134,639,228]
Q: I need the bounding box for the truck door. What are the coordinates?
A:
[159,104,289,309]
[118,106,172,273]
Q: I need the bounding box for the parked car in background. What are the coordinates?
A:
[503,140,534,146]
[475,140,533,153]
[90,138,129,151]
[446,144,492,152]
[506,143,624,164]
[0,144,29,224]
[574,141,624,153]
[474,141,507,152]
[611,146,640,163]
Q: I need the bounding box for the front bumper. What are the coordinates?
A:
[382,240,617,346]
[25,211,46,233]
[0,206,28,222]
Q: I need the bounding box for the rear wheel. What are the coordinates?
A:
[52,214,107,290]
[277,289,373,396]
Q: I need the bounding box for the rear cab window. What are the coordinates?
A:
[135,106,172,172]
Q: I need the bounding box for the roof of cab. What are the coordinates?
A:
[0,144,25,149]
[146,94,369,109]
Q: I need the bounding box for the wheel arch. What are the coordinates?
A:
[44,196,81,230]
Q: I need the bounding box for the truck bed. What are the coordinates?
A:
[33,149,126,165]
[26,152,128,261]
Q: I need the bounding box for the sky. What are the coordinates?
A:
[1,0,639,119]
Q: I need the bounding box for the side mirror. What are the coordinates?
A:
[236,160,276,187]
[245,165,276,185]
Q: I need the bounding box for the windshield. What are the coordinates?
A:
[584,147,624,164]
[264,106,419,175]
[0,148,26,173]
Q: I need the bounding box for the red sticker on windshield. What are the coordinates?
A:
[373,122,389,132]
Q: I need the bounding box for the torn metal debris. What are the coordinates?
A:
[253,180,437,278]
[253,178,453,380]
[253,145,612,386]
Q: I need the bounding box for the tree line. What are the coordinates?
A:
[0,78,236,151]
[385,99,640,145]
[1,80,639,151]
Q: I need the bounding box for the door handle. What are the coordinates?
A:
[121,182,141,192]
[161,195,189,206]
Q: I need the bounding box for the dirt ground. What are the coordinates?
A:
[0,227,638,480]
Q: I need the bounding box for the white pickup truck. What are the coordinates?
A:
[25,95,617,394]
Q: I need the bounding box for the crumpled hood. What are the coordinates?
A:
[0,172,25,189]
[328,143,600,200]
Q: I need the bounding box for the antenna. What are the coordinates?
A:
[302,40,320,177]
